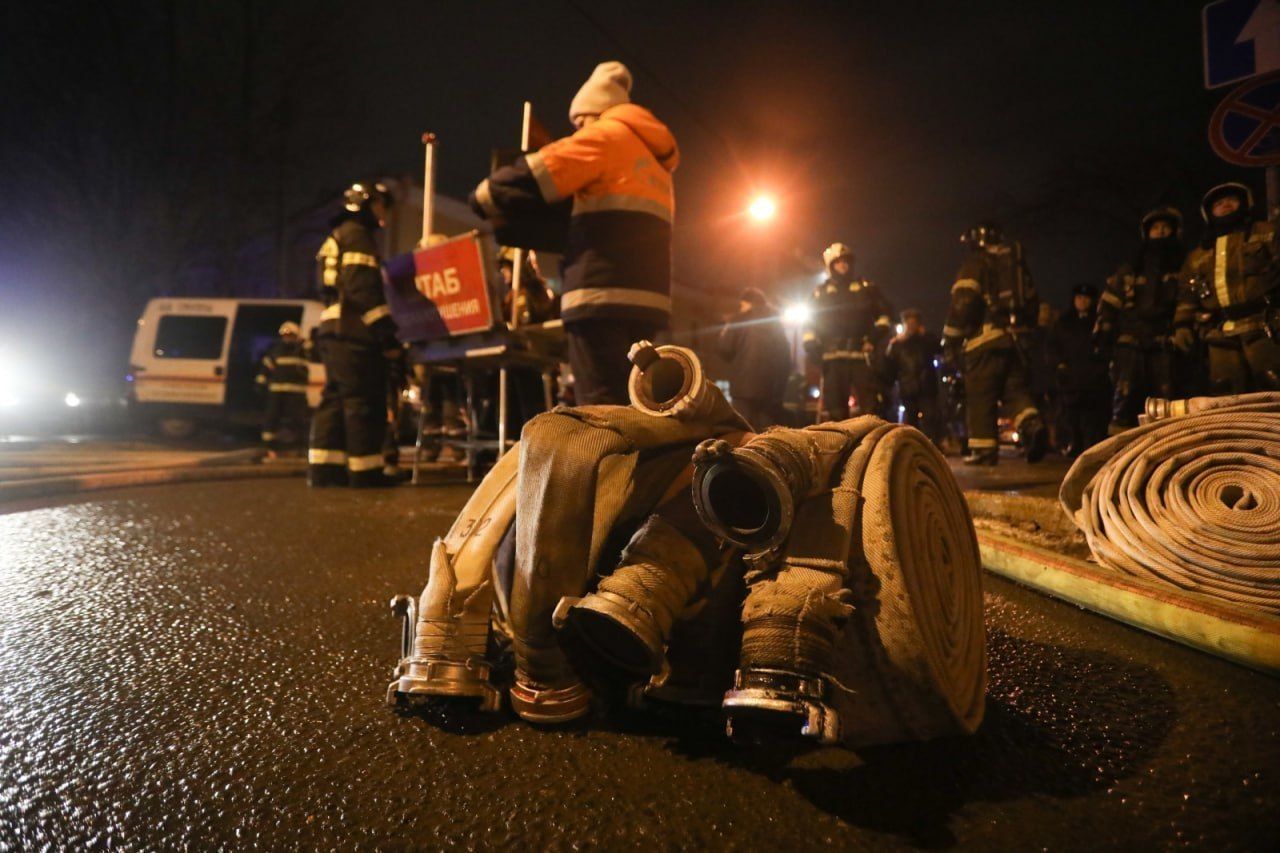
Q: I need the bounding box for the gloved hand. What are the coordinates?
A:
[1171,327,1196,353]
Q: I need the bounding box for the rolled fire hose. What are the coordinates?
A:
[507,342,750,722]
[707,419,986,747]
[1061,392,1280,614]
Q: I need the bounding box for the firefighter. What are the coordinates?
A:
[717,287,791,430]
[941,221,1047,465]
[1173,183,1280,394]
[308,181,403,487]
[803,242,894,421]
[1049,285,1110,456]
[470,61,677,404]
[884,308,942,443]
[256,321,311,457]
[1096,206,1184,431]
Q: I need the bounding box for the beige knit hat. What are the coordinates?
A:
[569,61,632,122]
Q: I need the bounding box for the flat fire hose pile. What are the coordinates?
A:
[1061,392,1280,614]
[387,341,986,749]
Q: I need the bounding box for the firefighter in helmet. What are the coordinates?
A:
[803,242,894,421]
[1173,182,1280,394]
[309,181,403,487]
[1095,206,1184,432]
[941,221,1047,465]
[256,321,311,457]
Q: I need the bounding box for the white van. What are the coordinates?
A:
[127,298,325,437]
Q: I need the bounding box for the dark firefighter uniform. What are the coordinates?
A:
[1096,207,1183,430]
[1174,183,1280,394]
[309,183,402,487]
[256,327,311,453]
[804,244,894,421]
[884,319,942,442]
[1049,285,1110,456]
[942,224,1047,464]
[472,95,678,404]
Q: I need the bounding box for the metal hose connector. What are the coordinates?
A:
[1145,392,1280,422]
[1065,392,1280,614]
[628,340,744,426]
[553,487,727,680]
[691,425,855,554]
[386,448,520,712]
[390,540,502,711]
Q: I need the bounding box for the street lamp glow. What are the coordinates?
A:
[782,302,812,327]
[748,195,777,222]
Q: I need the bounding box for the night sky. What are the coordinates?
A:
[0,0,1253,387]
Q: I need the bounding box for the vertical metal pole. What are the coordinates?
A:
[464,372,477,483]
[421,133,437,244]
[497,366,509,456]
[496,103,534,462]
[1267,165,1279,224]
[411,393,426,485]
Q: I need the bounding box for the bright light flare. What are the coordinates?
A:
[747,195,777,222]
[64,392,82,408]
[782,302,812,327]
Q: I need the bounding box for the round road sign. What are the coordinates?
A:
[1209,70,1280,167]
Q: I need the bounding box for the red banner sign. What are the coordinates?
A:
[411,235,495,336]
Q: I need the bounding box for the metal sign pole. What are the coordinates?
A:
[496,103,533,461]
[411,132,438,486]
[421,133,437,244]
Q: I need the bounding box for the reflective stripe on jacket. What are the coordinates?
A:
[257,340,311,390]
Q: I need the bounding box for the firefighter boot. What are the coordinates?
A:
[1020,415,1049,464]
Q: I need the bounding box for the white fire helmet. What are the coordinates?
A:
[822,242,854,272]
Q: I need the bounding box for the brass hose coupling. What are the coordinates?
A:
[508,676,593,725]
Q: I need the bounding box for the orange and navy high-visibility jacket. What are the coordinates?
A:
[471,103,679,326]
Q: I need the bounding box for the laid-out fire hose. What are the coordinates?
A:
[1061,392,1280,614]
[389,340,986,749]
[693,418,987,747]
[389,341,748,723]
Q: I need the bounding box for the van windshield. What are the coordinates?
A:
[154,315,227,359]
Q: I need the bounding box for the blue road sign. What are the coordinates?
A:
[1204,0,1280,89]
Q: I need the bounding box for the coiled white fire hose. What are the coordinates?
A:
[1061,392,1280,614]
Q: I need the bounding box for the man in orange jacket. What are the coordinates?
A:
[471,61,679,404]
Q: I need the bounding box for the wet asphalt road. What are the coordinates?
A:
[1,476,1278,850]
